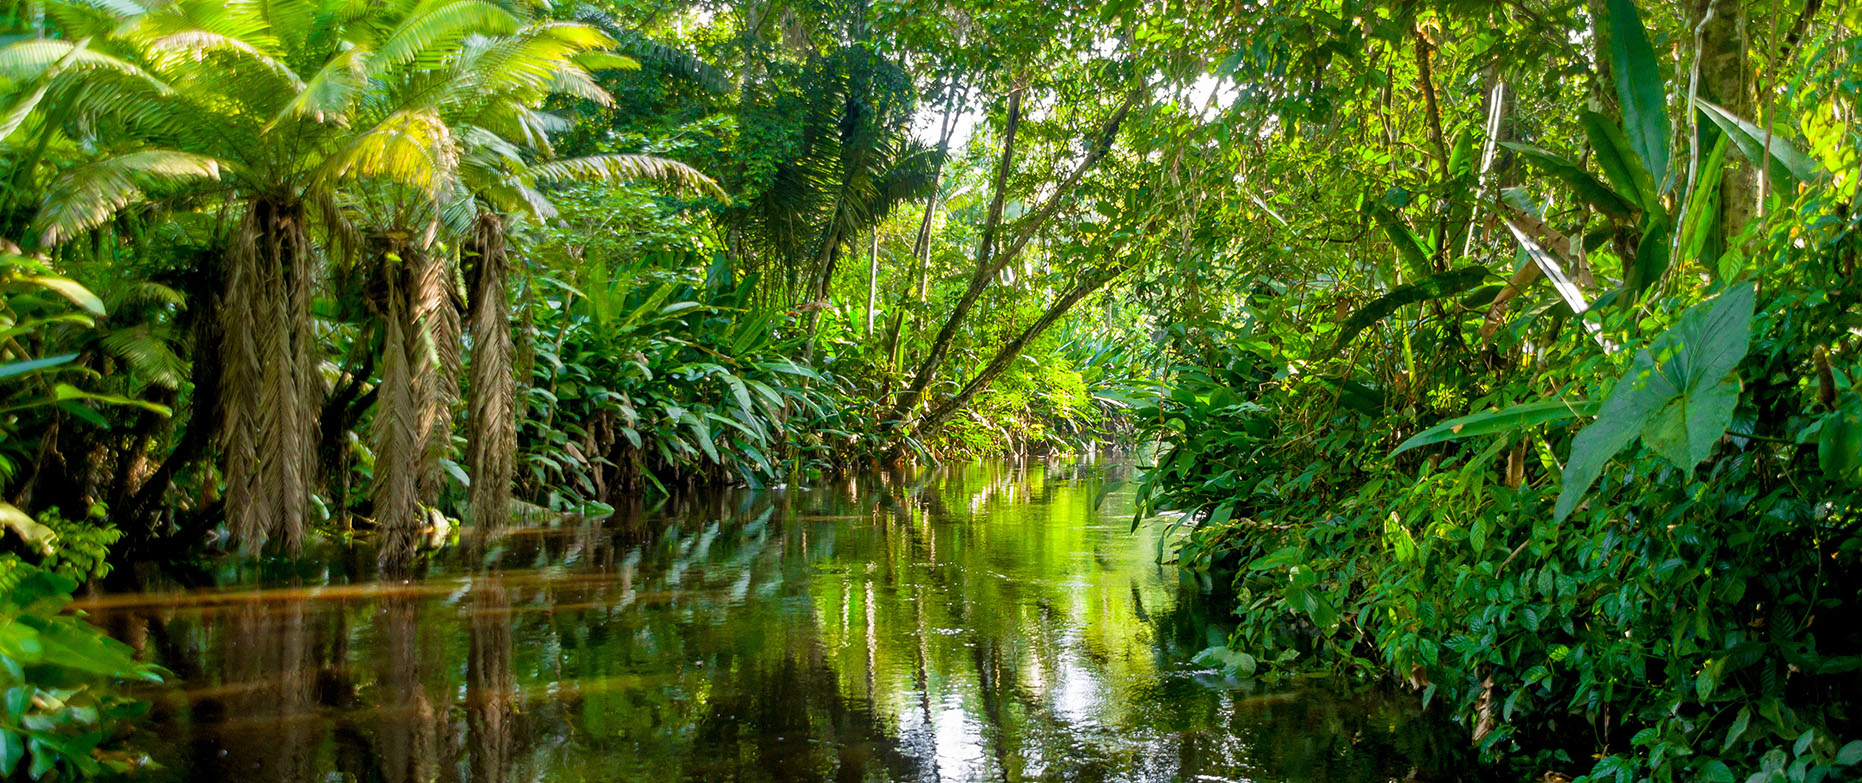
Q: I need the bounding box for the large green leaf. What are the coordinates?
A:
[1334,266,1491,349]
[1643,375,1740,470]
[1555,283,1755,521]
[1501,142,1638,220]
[1582,111,1660,214]
[1393,400,1601,455]
[1696,99,1823,193]
[1555,348,1674,522]
[1605,0,1671,189]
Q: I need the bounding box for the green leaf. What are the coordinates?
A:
[1335,266,1491,349]
[52,384,172,416]
[1642,375,1739,472]
[1248,546,1302,571]
[1373,206,1432,279]
[1583,111,1660,214]
[1695,99,1822,192]
[1724,706,1751,751]
[0,730,19,777]
[0,353,77,381]
[1836,740,1862,766]
[1630,214,1672,299]
[1678,136,1730,272]
[1698,760,1734,783]
[1394,400,1600,455]
[1605,0,1671,188]
[1821,399,1862,480]
[1501,142,1638,220]
[689,416,719,463]
[1554,283,1755,521]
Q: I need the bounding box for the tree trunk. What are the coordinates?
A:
[889,89,1025,419]
[883,82,966,380]
[374,239,453,573]
[465,214,516,531]
[1693,0,1756,240]
[911,262,1131,437]
[220,199,318,555]
[890,89,1137,424]
[864,230,878,338]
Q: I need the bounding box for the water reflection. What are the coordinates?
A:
[88,460,1478,782]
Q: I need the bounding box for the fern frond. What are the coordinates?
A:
[318,108,458,196]
[269,45,370,127]
[528,154,727,201]
[35,150,223,245]
[0,39,160,84]
[370,0,519,76]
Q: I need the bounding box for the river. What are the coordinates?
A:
[82,459,1468,782]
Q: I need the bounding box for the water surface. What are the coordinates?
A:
[88,459,1467,782]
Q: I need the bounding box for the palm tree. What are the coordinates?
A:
[453,152,721,542]
[14,0,527,555]
[319,18,726,566]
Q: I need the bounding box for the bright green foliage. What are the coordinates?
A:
[0,560,161,780]
[1126,3,1862,782]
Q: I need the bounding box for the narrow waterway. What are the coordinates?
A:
[86,459,1468,782]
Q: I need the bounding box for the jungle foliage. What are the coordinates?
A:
[1126,1,1862,781]
[0,0,1856,780]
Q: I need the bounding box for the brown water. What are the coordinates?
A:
[86,459,1471,782]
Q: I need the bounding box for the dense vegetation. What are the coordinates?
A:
[0,0,1856,780]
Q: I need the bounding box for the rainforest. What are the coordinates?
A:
[0,0,1859,781]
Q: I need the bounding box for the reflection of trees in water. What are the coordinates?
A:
[190,599,320,782]
[467,585,516,783]
[101,460,1481,782]
[377,594,437,783]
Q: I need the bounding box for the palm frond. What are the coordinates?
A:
[527,154,726,201]
[0,39,159,83]
[370,0,519,76]
[100,324,188,389]
[35,149,223,245]
[572,52,638,72]
[270,45,370,127]
[43,0,141,38]
[140,30,306,91]
[318,108,458,196]
[441,23,615,113]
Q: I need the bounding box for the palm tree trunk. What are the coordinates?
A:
[374,241,452,572]
[220,199,317,555]
[374,253,423,572]
[465,214,516,531]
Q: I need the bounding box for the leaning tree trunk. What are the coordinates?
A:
[464,214,516,531]
[890,90,1137,425]
[911,261,1131,438]
[220,199,318,555]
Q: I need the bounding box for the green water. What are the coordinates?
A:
[87,459,1470,782]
